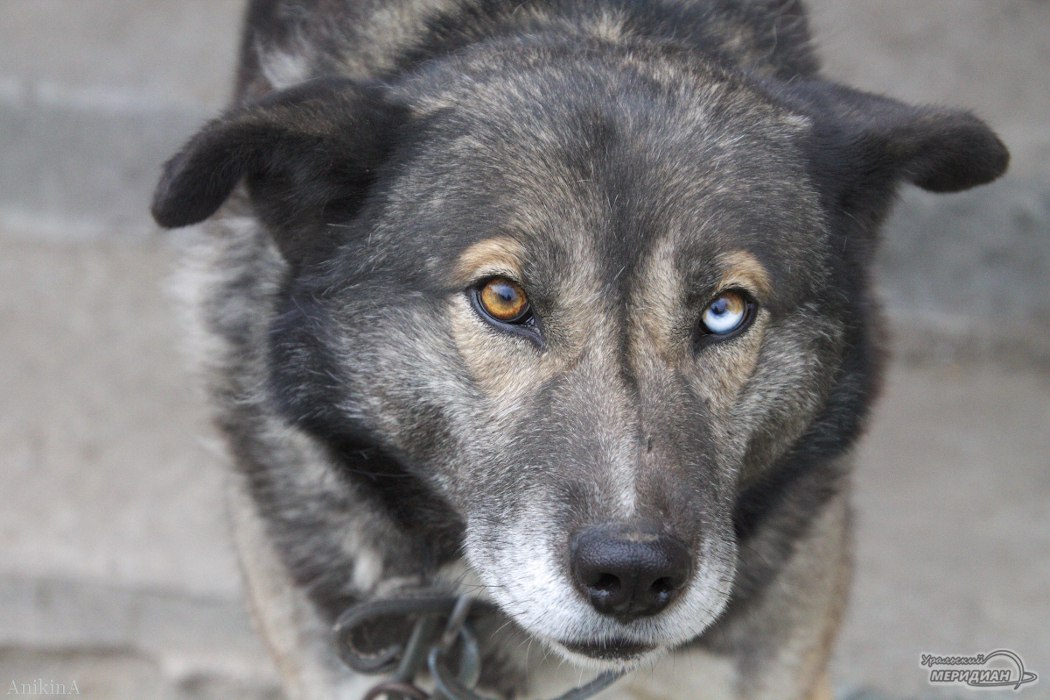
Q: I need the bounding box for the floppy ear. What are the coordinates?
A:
[151,78,405,261]
[791,81,1009,228]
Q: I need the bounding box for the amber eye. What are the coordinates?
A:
[699,289,754,337]
[476,277,531,324]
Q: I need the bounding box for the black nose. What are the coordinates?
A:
[570,523,692,621]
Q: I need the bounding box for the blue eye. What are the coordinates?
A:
[700,290,753,337]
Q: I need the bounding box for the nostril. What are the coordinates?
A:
[591,573,621,594]
[650,577,674,597]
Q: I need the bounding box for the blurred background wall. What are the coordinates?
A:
[1,1,1047,697]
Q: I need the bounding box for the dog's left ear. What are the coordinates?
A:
[151,78,406,262]
[789,81,1009,224]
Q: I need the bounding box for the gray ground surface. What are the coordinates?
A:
[1,1,1047,698]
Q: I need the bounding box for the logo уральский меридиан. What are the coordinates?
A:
[921,650,1038,691]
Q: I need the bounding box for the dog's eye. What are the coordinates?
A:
[699,290,754,338]
[475,277,532,324]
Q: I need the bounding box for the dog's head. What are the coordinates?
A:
[153,45,1006,667]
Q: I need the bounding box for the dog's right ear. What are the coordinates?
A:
[151,78,404,260]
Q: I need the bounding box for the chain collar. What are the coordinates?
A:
[334,591,625,700]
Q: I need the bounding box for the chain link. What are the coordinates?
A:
[333,592,625,700]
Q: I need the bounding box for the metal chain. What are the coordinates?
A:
[333,592,625,700]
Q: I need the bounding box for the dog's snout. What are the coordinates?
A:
[570,524,692,622]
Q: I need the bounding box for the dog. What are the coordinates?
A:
[151,1,1008,698]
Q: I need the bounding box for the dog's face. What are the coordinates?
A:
[153,46,1006,668]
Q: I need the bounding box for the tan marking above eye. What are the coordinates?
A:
[718,250,772,301]
[453,236,525,288]
[479,278,530,322]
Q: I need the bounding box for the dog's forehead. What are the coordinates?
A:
[396,56,826,304]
